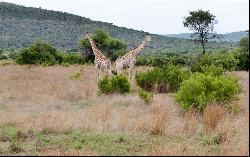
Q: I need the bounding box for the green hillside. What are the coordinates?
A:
[0,2,236,54]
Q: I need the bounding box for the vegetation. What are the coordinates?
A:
[0,64,248,156]
[98,74,131,94]
[15,40,61,65]
[79,28,127,62]
[0,2,248,156]
[183,9,218,54]
[15,40,84,65]
[136,64,190,93]
[191,51,239,72]
[139,90,153,104]
[176,73,240,112]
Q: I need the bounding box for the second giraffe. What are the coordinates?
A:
[114,34,151,79]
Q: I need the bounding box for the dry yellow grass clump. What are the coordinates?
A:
[0,64,248,156]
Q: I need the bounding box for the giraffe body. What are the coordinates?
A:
[114,35,151,79]
[86,34,112,77]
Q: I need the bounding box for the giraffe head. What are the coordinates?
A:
[145,33,151,42]
[85,32,91,38]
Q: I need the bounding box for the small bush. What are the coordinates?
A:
[136,64,190,93]
[176,73,239,112]
[200,64,224,76]
[0,125,22,141]
[191,52,239,72]
[98,74,131,94]
[98,76,114,94]
[139,90,153,104]
[136,68,160,92]
[111,75,131,94]
[59,52,84,65]
[70,72,81,79]
[62,62,70,67]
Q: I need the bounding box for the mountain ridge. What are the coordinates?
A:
[165,31,248,42]
[0,2,236,53]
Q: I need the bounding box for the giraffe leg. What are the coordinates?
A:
[128,67,132,79]
[95,64,99,78]
[129,64,134,79]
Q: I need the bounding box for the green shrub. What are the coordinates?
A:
[162,64,191,92]
[62,62,70,67]
[136,64,190,93]
[191,52,239,72]
[135,68,161,92]
[176,73,240,112]
[230,48,249,71]
[139,90,153,104]
[15,40,60,65]
[98,74,131,94]
[70,72,81,79]
[200,64,224,76]
[0,124,22,141]
[59,52,84,65]
[98,76,113,94]
[111,75,131,94]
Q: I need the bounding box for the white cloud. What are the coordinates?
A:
[2,0,249,34]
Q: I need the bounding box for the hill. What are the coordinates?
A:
[0,2,236,54]
[165,31,248,42]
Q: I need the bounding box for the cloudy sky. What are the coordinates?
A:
[2,0,249,34]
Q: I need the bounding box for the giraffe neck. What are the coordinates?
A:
[87,37,100,56]
[131,36,150,56]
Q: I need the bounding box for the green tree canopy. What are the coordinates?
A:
[183,9,218,54]
[239,30,249,53]
[79,28,127,62]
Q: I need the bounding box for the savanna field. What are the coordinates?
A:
[0,2,249,156]
[0,62,248,156]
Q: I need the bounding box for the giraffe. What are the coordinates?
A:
[114,34,151,79]
[86,33,112,77]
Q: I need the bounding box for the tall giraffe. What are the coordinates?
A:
[114,34,151,79]
[86,33,112,77]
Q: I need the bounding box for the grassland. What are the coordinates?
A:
[0,63,249,156]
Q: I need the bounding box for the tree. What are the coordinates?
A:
[79,28,127,62]
[239,30,249,53]
[183,10,217,54]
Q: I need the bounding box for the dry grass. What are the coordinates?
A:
[149,104,169,135]
[0,64,248,156]
[38,149,96,156]
[202,103,226,131]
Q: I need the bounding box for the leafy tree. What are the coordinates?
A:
[79,28,127,62]
[183,9,218,54]
[239,30,249,53]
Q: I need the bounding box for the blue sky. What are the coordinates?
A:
[2,0,249,34]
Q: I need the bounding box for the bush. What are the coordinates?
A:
[98,74,131,94]
[139,90,153,104]
[135,68,161,92]
[200,64,224,76]
[191,52,239,72]
[15,40,60,65]
[59,52,84,65]
[62,62,70,67]
[176,73,240,112]
[70,72,81,79]
[230,48,249,71]
[136,64,190,93]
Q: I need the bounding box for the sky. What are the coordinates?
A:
[2,0,249,35]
